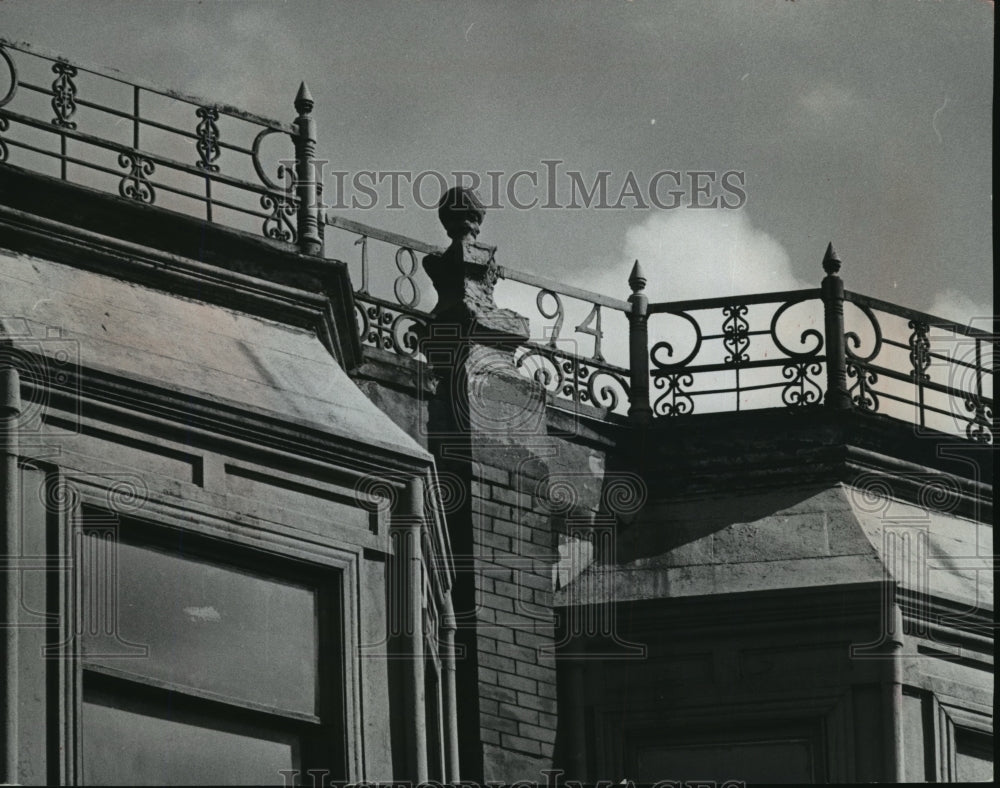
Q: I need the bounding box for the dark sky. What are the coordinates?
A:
[1,0,993,321]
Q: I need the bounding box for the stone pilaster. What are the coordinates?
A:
[423,188,558,782]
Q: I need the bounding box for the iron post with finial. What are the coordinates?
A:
[627,260,652,424]
[293,81,322,256]
[821,243,851,409]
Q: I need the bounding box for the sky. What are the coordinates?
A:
[0,0,994,330]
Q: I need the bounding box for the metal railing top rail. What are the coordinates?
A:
[325,213,443,257]
[844,290,994,339]
[0,37,310,245]
[324,210,630,312]
[496,266,630,312]
[0,37,295,132]
[647,287,822,314]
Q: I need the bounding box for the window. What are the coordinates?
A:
[78,509,343,785]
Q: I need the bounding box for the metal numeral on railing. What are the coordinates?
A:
[537,290,564,347]
[575,303,604,362]
[355,235,370,295]
[394,247,421,309]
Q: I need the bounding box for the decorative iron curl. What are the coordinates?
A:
[847,361,879,412]
[356,299,426,357]
[844,302,883,363]
[586,367,630,411]
[514,346,628,412]
[781,361,824,407]
[964,396,993,444]
[117,151,155,203]
[517,347,563,392]
[0,115,9,163]
[722,303,750,364]
[261,192,296,242]
[652,371,695,417]
[770,297,823,359]
[50,60,78,129]
[908,319,931,382]
[251,127,294,192]
[195,106,221,172]
[0,46,18,108]
[650,310,702,370]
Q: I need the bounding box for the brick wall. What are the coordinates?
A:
[471,461,558,767]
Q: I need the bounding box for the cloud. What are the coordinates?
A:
[928,288,994,328]
[495,208,806,373]
[619,208,804,301]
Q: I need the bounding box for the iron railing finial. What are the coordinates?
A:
[294,81,322,256]
[821,242,851,409]
[822,242,841,276]
[629,259,647,293]
[627,259,652,424]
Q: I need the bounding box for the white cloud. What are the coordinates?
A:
[928,288,994,327]
[495,208,806,374]
[619,208,804,301]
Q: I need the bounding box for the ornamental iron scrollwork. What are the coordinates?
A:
[0,46,19,108]
[250,127,294,192]
[355,297,426,357]
[781,361,824,407]
[722,303,750,364]
[650,310,702,370]
[195,106,221,172]
[515,345,629,412]
[844,302,883,363]
[770,297,824,359]
[652,371,695,417]
[963,396,993,444]
[117,152,155,204]
[0,115,9,163]
[261,191,296,242]
[50,61,78,129]
[847,361,879,412]
[908,319,931,383]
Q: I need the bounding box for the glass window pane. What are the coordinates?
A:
[82,695,298,786]
[81,531,320,716]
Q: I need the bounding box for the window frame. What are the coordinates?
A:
[53,474,365,783]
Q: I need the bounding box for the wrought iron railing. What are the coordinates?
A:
[497,266,632,416]
[323,210,633,413]
[2,41,992,442]
[841,292,994,443]
[644,289,825,417]
[0,38,321,250]
[324,213,437,362]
